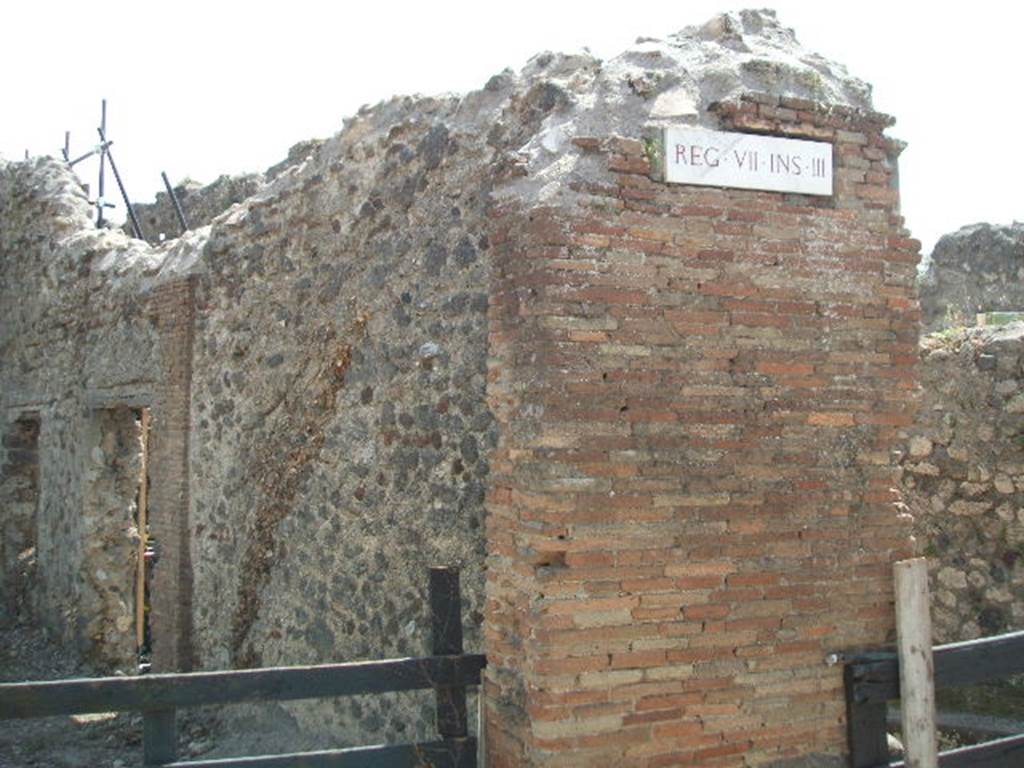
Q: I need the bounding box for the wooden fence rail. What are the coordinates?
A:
[0,567,484,768]
[844,629,1024,768]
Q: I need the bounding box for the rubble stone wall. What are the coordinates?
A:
[0,415,40,625]
[78,407,144,670]
[184,96,497,746]
[918,222,1024,331]
[900,324,1024,643]
[0,158,189,672]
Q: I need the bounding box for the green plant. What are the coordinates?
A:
[642,135,662,173]
[932,324,969,349]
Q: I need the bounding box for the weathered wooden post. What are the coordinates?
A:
[142,707,176,765]
[429,566,474,767]
[895,557,938,768]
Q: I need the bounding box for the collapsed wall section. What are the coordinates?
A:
[485,95,919,766]
[130,173,265,244]
[125,140,325,245]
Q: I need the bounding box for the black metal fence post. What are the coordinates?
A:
[844,659,889,768]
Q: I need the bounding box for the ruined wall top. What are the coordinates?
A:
[0,156,203,294]
[3,9,888,272]
[314,8,879,210]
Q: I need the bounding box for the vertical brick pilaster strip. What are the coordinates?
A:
[147,276,196,672]
[483,206,528,767]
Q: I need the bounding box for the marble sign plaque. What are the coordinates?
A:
[663,127,833,196]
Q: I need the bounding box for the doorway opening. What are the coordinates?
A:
[133,408,154,672]
[81,406,154,671]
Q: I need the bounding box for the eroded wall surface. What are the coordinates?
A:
[0,415,40,624]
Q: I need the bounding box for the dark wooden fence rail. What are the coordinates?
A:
[844,629,1024,768]
[0,567,484,768]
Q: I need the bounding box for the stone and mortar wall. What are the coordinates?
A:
[78,408,144,669]
[0,158,193,672]
[899,323,1024,643]
[0,415,40,625]
[918,222,1024,331]
[127,139,324,245]
[1,63,569,746]
[118,14,917,760]
[184,98,497,746]
[485,95,919,767]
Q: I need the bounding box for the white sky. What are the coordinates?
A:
[2,1,1020,256]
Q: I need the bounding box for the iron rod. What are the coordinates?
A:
[98,127,144,241]
[69,147,98,167]
[69,141,110,168]
[97,99,107,226]
[161,171,189,234]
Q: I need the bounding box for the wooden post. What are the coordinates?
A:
[142,707,176,765]
[136,408,150,652]
[477,692,486,768]
[429,567,468,740]
[895,557,938,768]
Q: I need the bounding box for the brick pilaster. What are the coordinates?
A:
[484,95,919,766]
[147,276,196,671]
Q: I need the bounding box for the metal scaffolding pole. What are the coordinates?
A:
[161,171,189,234]
[97,99,107,227]
[98,126,144,241]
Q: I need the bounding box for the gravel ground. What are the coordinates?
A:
[0,624,218,768]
